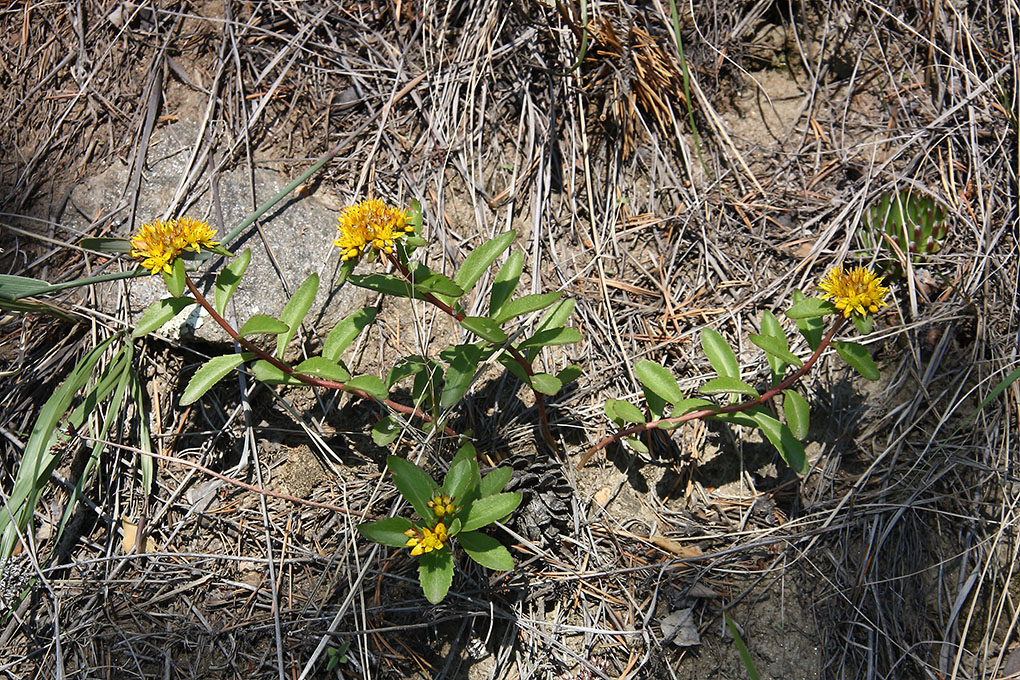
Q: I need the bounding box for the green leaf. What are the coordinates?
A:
[529,372,562,396]
[489,251,523,318]
[276,273,318,359]
[180,354,246,405]
[519,326,582,349]
[492,291,562,324]
[749,333,803,368]
[162,258,187,297]
[356,517,413,547]
[294,357,350,383]
[853,313,874,335]
[441,343,484,408]
[132,297,197,337]
[783,390,810,441]
[407,263,466,299]
[323,307,377,362]
[0,297,74,321]
[251,359,305,385]
[419,548,454,604]
[834,341,880,380]
[752,411,808,474]
[0,274,54,300]
[458,531,514,571]
[556,365,582,385]
[625,436,650,454]
[453,231,515,296]
[791,290,824,350]
[79,237,132,253]
[785,296,837,319]
[535,297,575,332]
[348,272,415,298]
[442,458,474,503]
[387,355,427,387]
[700,376,759,398]
[238,314,289,337]
[334,258,355,287]
[635,360,684,406]
[387,455,439,521]
[344,375,389,400]
[760,310,788,381]
[214,249,251,315]
[479,466,513,497]
[449,442,482,504]
[460,316,508,344]
[701,328,740,379]
[372,416,402,446]
[606,399,646,423]
[462,493,522,532]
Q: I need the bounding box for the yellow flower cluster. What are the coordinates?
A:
[819,265,890,318]
[427,493,456,518]
[404,523,448,556]
[129,217,219,275]
[333,198,413,262]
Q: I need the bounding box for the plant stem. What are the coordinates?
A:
[576,317,848,469]
[183,275,456,436]
[383,252,556,448]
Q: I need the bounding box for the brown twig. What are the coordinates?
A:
[577,317,848,469]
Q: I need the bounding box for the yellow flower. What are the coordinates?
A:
[427,493,456,518]
[333,199,413,262]
[818,265,890,318]
[404,523,448,556]
[129,217,219,275]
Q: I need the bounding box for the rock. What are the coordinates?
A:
[64,120,366,344]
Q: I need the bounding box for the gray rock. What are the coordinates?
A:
[65,120,366,344]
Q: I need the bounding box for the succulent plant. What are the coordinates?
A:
[858,190,949,273]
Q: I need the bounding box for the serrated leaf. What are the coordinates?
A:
[387,455,439,521]
[700,376,759,398]
[372,416,402,446]
[701,328,740,379]
[492,291,562,324]
[489,251,523,318]
[529,372,562,395]
[635,360,684,406]
[454,231,515,296]
[460,316,508,344]
[783,390,810,441]
[462,493,521,531]
[239,314,289,337]
[276,273,318,359]
[344,375,389,400]
[834,341,880,380]
[132,296,197,337]
[323,307,377,362]
[786,296,837,319]
[419,548,453,604]
[458,531,514,571]
[479,466,513,497]
[356,517,413,547]
[181,354,246,405]
[749,333,804,368]
[162,258,187,297]
[791,290,824,350]
[752,411,808,474]
[294,357,350,382]
[606,399,646,423]
[441,343,483,409]
[519,326,582,349]
[214,249,251,315]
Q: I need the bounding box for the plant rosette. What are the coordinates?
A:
[357,442,521,603]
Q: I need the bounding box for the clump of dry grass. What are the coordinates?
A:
[0,0,1017,678]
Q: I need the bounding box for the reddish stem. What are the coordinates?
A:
[576,317,848,469]
[384,252,556,448]
[184,275,456,436]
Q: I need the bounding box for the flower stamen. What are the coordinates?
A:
[818,265,890,318]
